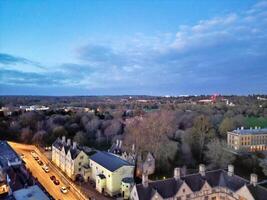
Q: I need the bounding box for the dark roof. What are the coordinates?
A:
[247,184,267,200]
[0,141,22,169]
[90,151,133,172]
[135,169,267,200]
[52,138,81,160]
[231,128,267,135]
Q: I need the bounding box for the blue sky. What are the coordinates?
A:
[0,0,267,96]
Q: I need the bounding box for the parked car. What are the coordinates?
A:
[42,165,50,173]
[60,186,68,194]
[53,179,60,185]
[37,160,43,166]
[50,175,56,181]
[31,151,38,159]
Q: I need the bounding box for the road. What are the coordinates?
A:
[9,142,81,200]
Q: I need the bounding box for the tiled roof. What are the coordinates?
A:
[90,151,133,172]
[232,128,267,135]
[247,184,267,200]
[0,141,21,169]
[52,138,81,160]
[135,169,266,200]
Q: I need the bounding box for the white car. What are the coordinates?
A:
[42,165,50,173]
[31,151,38,159]
[60,186,69,194]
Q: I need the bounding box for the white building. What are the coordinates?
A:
[52,136,90,180]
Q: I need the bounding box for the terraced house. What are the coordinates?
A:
[52,136,90,180]
[130,164,267,200]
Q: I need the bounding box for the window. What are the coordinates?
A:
[79,162,81,166]
[211,197,216,200]
[183,189,185,193]
[204,196,209,200]
[176,197,181,200]
[80,156,84,159]
[79,168,81,172]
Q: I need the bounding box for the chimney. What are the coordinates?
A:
[174,167,181,180]
[255,126,258,130]
[62,136,66,143]
[228,165,234,176]
[73,142,77,149]
[250,174,258,186]
[67,138,71,146]
[241,126,244,130]
[142,174,148,188]
[116,139,119,147]
[199,164,205,177]
[132,144,135,152]
[250,127,252,130]
[119,140,122,148]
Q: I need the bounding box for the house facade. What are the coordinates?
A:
[89,151,135,197]
[52,136,90,180]
[130,164,267,200]
[227,127,267,152]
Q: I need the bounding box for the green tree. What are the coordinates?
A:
[205,139,235,169]
[260,158,267,176]
[73,131,87,146]
[219,117,235,137]
[189,115,215,162]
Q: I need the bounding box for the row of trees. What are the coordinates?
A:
[1,95,267,176]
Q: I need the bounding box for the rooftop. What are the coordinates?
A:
[13,185,50,200]
[90,151,134,172]
[0,141,22,169]
[230,127,267,135]
[52,138,81,159]
[135,169,267,200]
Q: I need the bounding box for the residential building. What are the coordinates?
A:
[130,164,267,200]
[0,141,49,200]
[52,136,91,180]
[227,127,267,151]
[89,151,135,197]
[0,166,9,197]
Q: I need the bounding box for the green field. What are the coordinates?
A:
[245,117,267,128]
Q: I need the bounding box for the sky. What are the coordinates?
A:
[0,0,267,96]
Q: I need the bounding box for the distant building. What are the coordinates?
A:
[109,139,137,165]
[227,127,267,151]
[52,137,91,180]
[130,164,267,200]
[19,105,49,111]
[90,151,135,197]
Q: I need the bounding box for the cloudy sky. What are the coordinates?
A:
[0,0,267,96]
